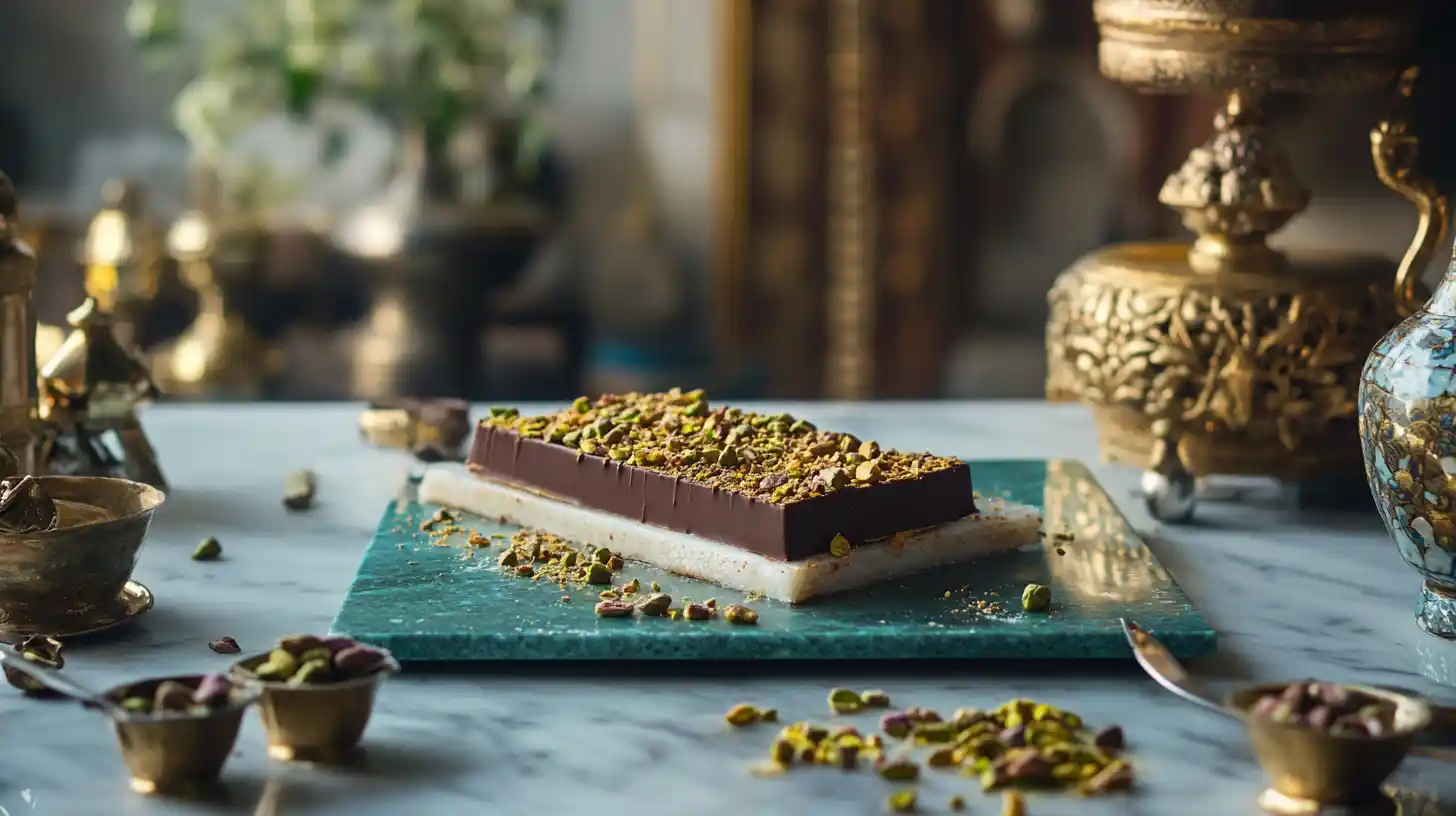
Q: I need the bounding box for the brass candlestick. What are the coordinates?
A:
[0,172,38,476]
[1046,0,1427,522]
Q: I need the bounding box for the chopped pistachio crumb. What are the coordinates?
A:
[726,704,761,727]
[828,687,864,715]
[886,790,917,813]
[192,537,222,561]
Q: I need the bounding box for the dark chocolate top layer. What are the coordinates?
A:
[465,391,977,561]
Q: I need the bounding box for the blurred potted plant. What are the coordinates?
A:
[127,0,564,398]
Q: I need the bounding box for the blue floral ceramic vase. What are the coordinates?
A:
[1362,304,1456,638]
[1360,69,1456,639]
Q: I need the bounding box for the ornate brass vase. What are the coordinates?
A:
[1047,0,1428,522]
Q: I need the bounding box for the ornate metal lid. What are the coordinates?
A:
[1094,0,1419,93]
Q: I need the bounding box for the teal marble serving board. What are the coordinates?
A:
[331,460,1215,661]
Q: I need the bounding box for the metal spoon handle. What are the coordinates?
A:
[0,651,125,716]
[1121,619,1240,721]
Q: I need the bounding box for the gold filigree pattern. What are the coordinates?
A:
[1361,386,1456,561]
[1047,249,1395,475]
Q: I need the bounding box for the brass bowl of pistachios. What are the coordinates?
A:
[230,634,398,762]
[1230,682,1431,810]
[0,475,164,633]
[101,673,261,796]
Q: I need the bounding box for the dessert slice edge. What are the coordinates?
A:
[418,465,1041,604]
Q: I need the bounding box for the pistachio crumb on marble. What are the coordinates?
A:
[743,694,1132,809]
[192,537,222,561]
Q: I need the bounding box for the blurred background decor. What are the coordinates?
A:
[1045,0,1429,522]
[3,0,1456,403]
[127,0,566,400]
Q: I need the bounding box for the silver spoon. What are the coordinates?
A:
[0,649,134,719]
[1120,618,1456,762]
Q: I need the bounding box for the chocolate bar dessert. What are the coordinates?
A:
[419,390,1040,602]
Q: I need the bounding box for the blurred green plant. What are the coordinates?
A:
[127,0,562,200]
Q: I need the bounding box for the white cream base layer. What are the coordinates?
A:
[417,465,1043,604]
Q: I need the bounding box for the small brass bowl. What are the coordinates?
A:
[1229,684,1432,810]
[230,647,399,762]
[100,674,261,796]
[0,476,164,631]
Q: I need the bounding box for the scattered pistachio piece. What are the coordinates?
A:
[875,758,920,781]
[926,747,957,768]
[583,562,613,585]
[192,537,222,561]
[1001,790,1027,816]
[684,602,714,621]
[282,469,317,511]
[828,687,865,715]
[594,600,635,618]
[949,795,966,812]
[724,604,759,625]
[208,637,241,655]
[726,704,761,727]
[1021,583,1051,613]
[760,707,778,723]
[912,722,956,744]
[1093,725,1125,751]
[881,712,913,738]
[886,790,917,814]
[861,689,892,708]
[1080,759,1134,794]
[829,534,852,558]
[638,592,673,616]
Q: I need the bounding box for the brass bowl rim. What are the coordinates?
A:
[228,647,400,692]
[1226,682,1433,742]
[4,476,166,538]
[98,672,263,723]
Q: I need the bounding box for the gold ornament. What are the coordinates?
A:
[1047,0,1427,520]
[36,298,165,489]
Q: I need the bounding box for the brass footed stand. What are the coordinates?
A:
[1047,0,1431,523]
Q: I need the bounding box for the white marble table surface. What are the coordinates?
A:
[4,402,1456,816]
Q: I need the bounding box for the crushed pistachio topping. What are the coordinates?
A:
[485,390,964,505]
[490,527,762,626]
[746,695,1133,807]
